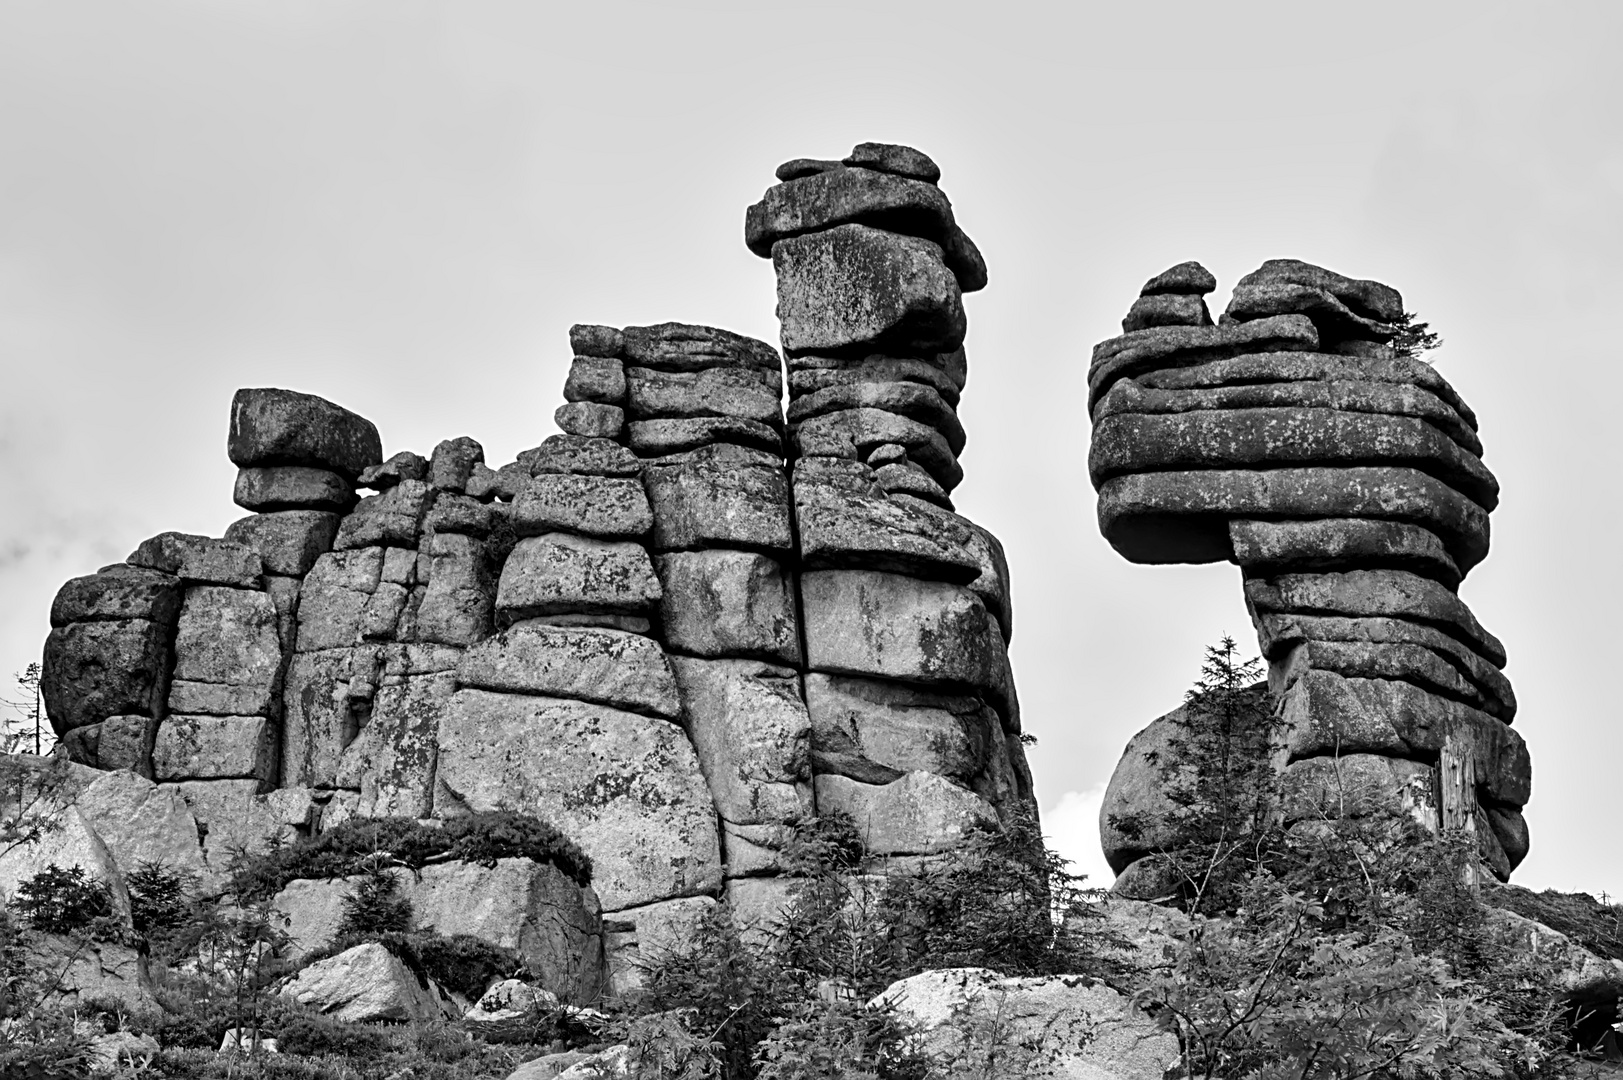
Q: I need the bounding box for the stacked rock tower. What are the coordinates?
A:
[35,142,1031,999]
[1092,259,1530,886]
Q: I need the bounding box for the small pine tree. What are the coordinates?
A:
[1390,311,1443,362]
[336,865,413,939]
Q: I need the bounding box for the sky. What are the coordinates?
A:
[1,0,1618,896]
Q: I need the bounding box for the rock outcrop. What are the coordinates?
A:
[1092,260,1529,887]
[33,141,1028,1002]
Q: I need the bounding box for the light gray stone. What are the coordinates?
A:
[789,353,961,406]
[792,457,980,583]
[283,942,453,1022]
[1228,517,1461,586]
[603,896,716,997]
[555,401,625,439]
[233,466,354,513]
[335,670,455,818]
[813,771,997,856]
[724,877,798,949]
[152,715,276,786]
[169,587,282,713]
[643,444,792,554]
[793,407,961,492]
[566,356,627,405]
[457,624,681,719]
[434,690,722,912]
[667,656,812,826]
[280,648,355,787]
[657,551,799,664]
[625,366,782,427]
[804,673,994,786]
[295,549,385,651]
[413,532,496,646]
[224,511,341,576]
[169,780,312,873]
[496,533,662,620]
[512,474,652,539]
[787,379,962,453]
[333,480,434,550]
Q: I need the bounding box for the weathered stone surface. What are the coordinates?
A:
[224,511,340,576]
[1245,568,1505,667]
[626,366,782,427]
[872,460,948,506]
[423,493,493,537]
[1091,409,1497,511]
[1096,467,1490,572]
[234,466,354,512]
[1280,754,1437,829]
[414,532,496,646]
[773,224,965,355]
[570,323,625,359]
[643,444,792,554]
[229,388,382,479]
[336,670,454,817]
[52,567,183,628]
[1123,292,1210,332]
[804,673,995,786]
[1088,315,1320,408]
[72,767,212,885]
[793,407,961,492]
[667,656,812,826]
[67,714,158,774]
[845,141,941,183]
[1142,260,1216,296]
[1278,670,1529,808]
[430,436,485,492]
[435,690,722,911]
[565,355,627,405]
[524,434,643,477]
[169,780,312,871]
[1234,258,1403,323]
[43,619,169,731]
[657,551,799,664]
[775,157,842,181]
[627,416,782,457]
[458,624,680,719]
[721,821,796,876]
[28,934,155,1013]
[152,715,276,785]
[295,548,384,651]
[357,450,429,490]
[1099,701,1223,874]
[0,805,131,920]
[800,570,1010,706]
[875,968,1178,1080]
[1132,349,1476,430]
[814,771,997,855]
[1226,282,1394,342]
[169,587,282,712]
[129,533,263,587]
[513,474,652,539]
[283,942,452,1022]
[787,379,963,454]
[496,534,662,620]
[334,480,434,550]
[1229,517,1460,586]
[619,323,780,374]
[724,877,798,948]
[746,165,984,291]
[280,648,355,787]
[1096,376,1482,457]
[604,896,715,997]
[793,457,980,583]
[790,352,962,406]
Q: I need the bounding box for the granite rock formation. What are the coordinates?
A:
[33,142,1030,1000]
[1092,259,1529,888]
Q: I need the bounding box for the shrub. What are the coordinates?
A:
[275,1012,389,1061]
[413,932,524,1001]
[126,860,198,940]
[231,812,592,900]
[9,864,120,939]
[336,866,413,939]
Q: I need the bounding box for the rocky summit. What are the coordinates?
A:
[1092,259,1530,890]
[29,141,1030,1003]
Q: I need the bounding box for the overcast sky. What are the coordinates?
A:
[2,1,1618,895]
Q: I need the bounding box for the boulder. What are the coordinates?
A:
[457,624,681,719]
[619,322,780,374]
[627,416,782,458]
[565,356,627,404]
[793,407,961,492]
[51,566,183,628]
[357,450,431,490]
[792,457,981,583]
[845,141,941,183]
[430,436,485,492]
[1122,292,1211,332]
[667,656,812,826]
[168,780,312,874]
[496,534,662,620]
[772,224,965,355]
[1233,258,1403,323]
[434,690,722,911]
[152,715,276,786]
[270,876,349,959]
[0,805,132,921]
[512,474,652,540]
[282,942,453,1022]
[643,444,793,554]
[424,493,493,536]
[1228,517,1461,587]
[333,480,434,550]
[413,531,497,646]
[813,771,996,856]
[334,669,457,818]
[875,968,1177,1080]
[1225,282,1394,342]
[71,767,212,886]
[625,365,782,428]
[524,434,643,478]
[570,323,625,359]
[65,714,158,774]
[804,673,994,786]
[224,511,341,576]
[128,533,263,587]
[233,466,355,513]
[1141,260,1216,296]
[657,551,800,664]
[26,934,154,1013]
[555,401,625,439]
[42,619,169,732]
[295,548,385,651]
[229,388,382,479]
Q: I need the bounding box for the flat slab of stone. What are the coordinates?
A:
[1234,258,1403,322]
[1228,518,1460,587]
[51,567,183,628]
[657,551,800,665]
[793,457,981,584]
[1087,315,1319,408]
[787,379,963,454]
[619,322,780,374]
[229,387,382,479]
[773,224,965,356]
[457,624,680,719]
[522,434,643,477]
[434,690,722,912]
[234,466,354,513]
[152,715,276,785]
[1225,282,1393,343]
[643,444,792,555]
[512,474,652,540]
[496,534,662,620]
[625,366,782,428]
[793,407,961,492]
[804,672,996,786]
[627,416,782,457]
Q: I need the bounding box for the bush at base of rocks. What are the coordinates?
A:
[297,929,528,1003]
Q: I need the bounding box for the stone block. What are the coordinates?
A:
[523,434,643,477]
[152,715,276,787]
[512,474,652,540]
[457,624,680,719]
[234,466,355,513]
[169,587,282,711]
[619,322,780,374]
[282,942,453,1022]
[295,548,385,652]
[627,416,782,457]
[812,771,996,856]
[657,551,799,664]
[643,444,792,554]
[804,673,994,786]
[229,387,382,479]
[555,402,624,439]
[565,356,627,404]
[430,436,484,492]
[51,566,183,628]
[434,690,721,912]
[625,366,782,428]
[413,532,496,647]
[333,480,434,550]
[42,619,169,732]
[224,511,341,576]
[792,457,980,583]
[603,896,716,997]
[793,407,961,492]
[496,534,662,621]
[334,670,454,818]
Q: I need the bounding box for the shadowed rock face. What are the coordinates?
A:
[36,142,1028,1001]
[1092,260,1528,889]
